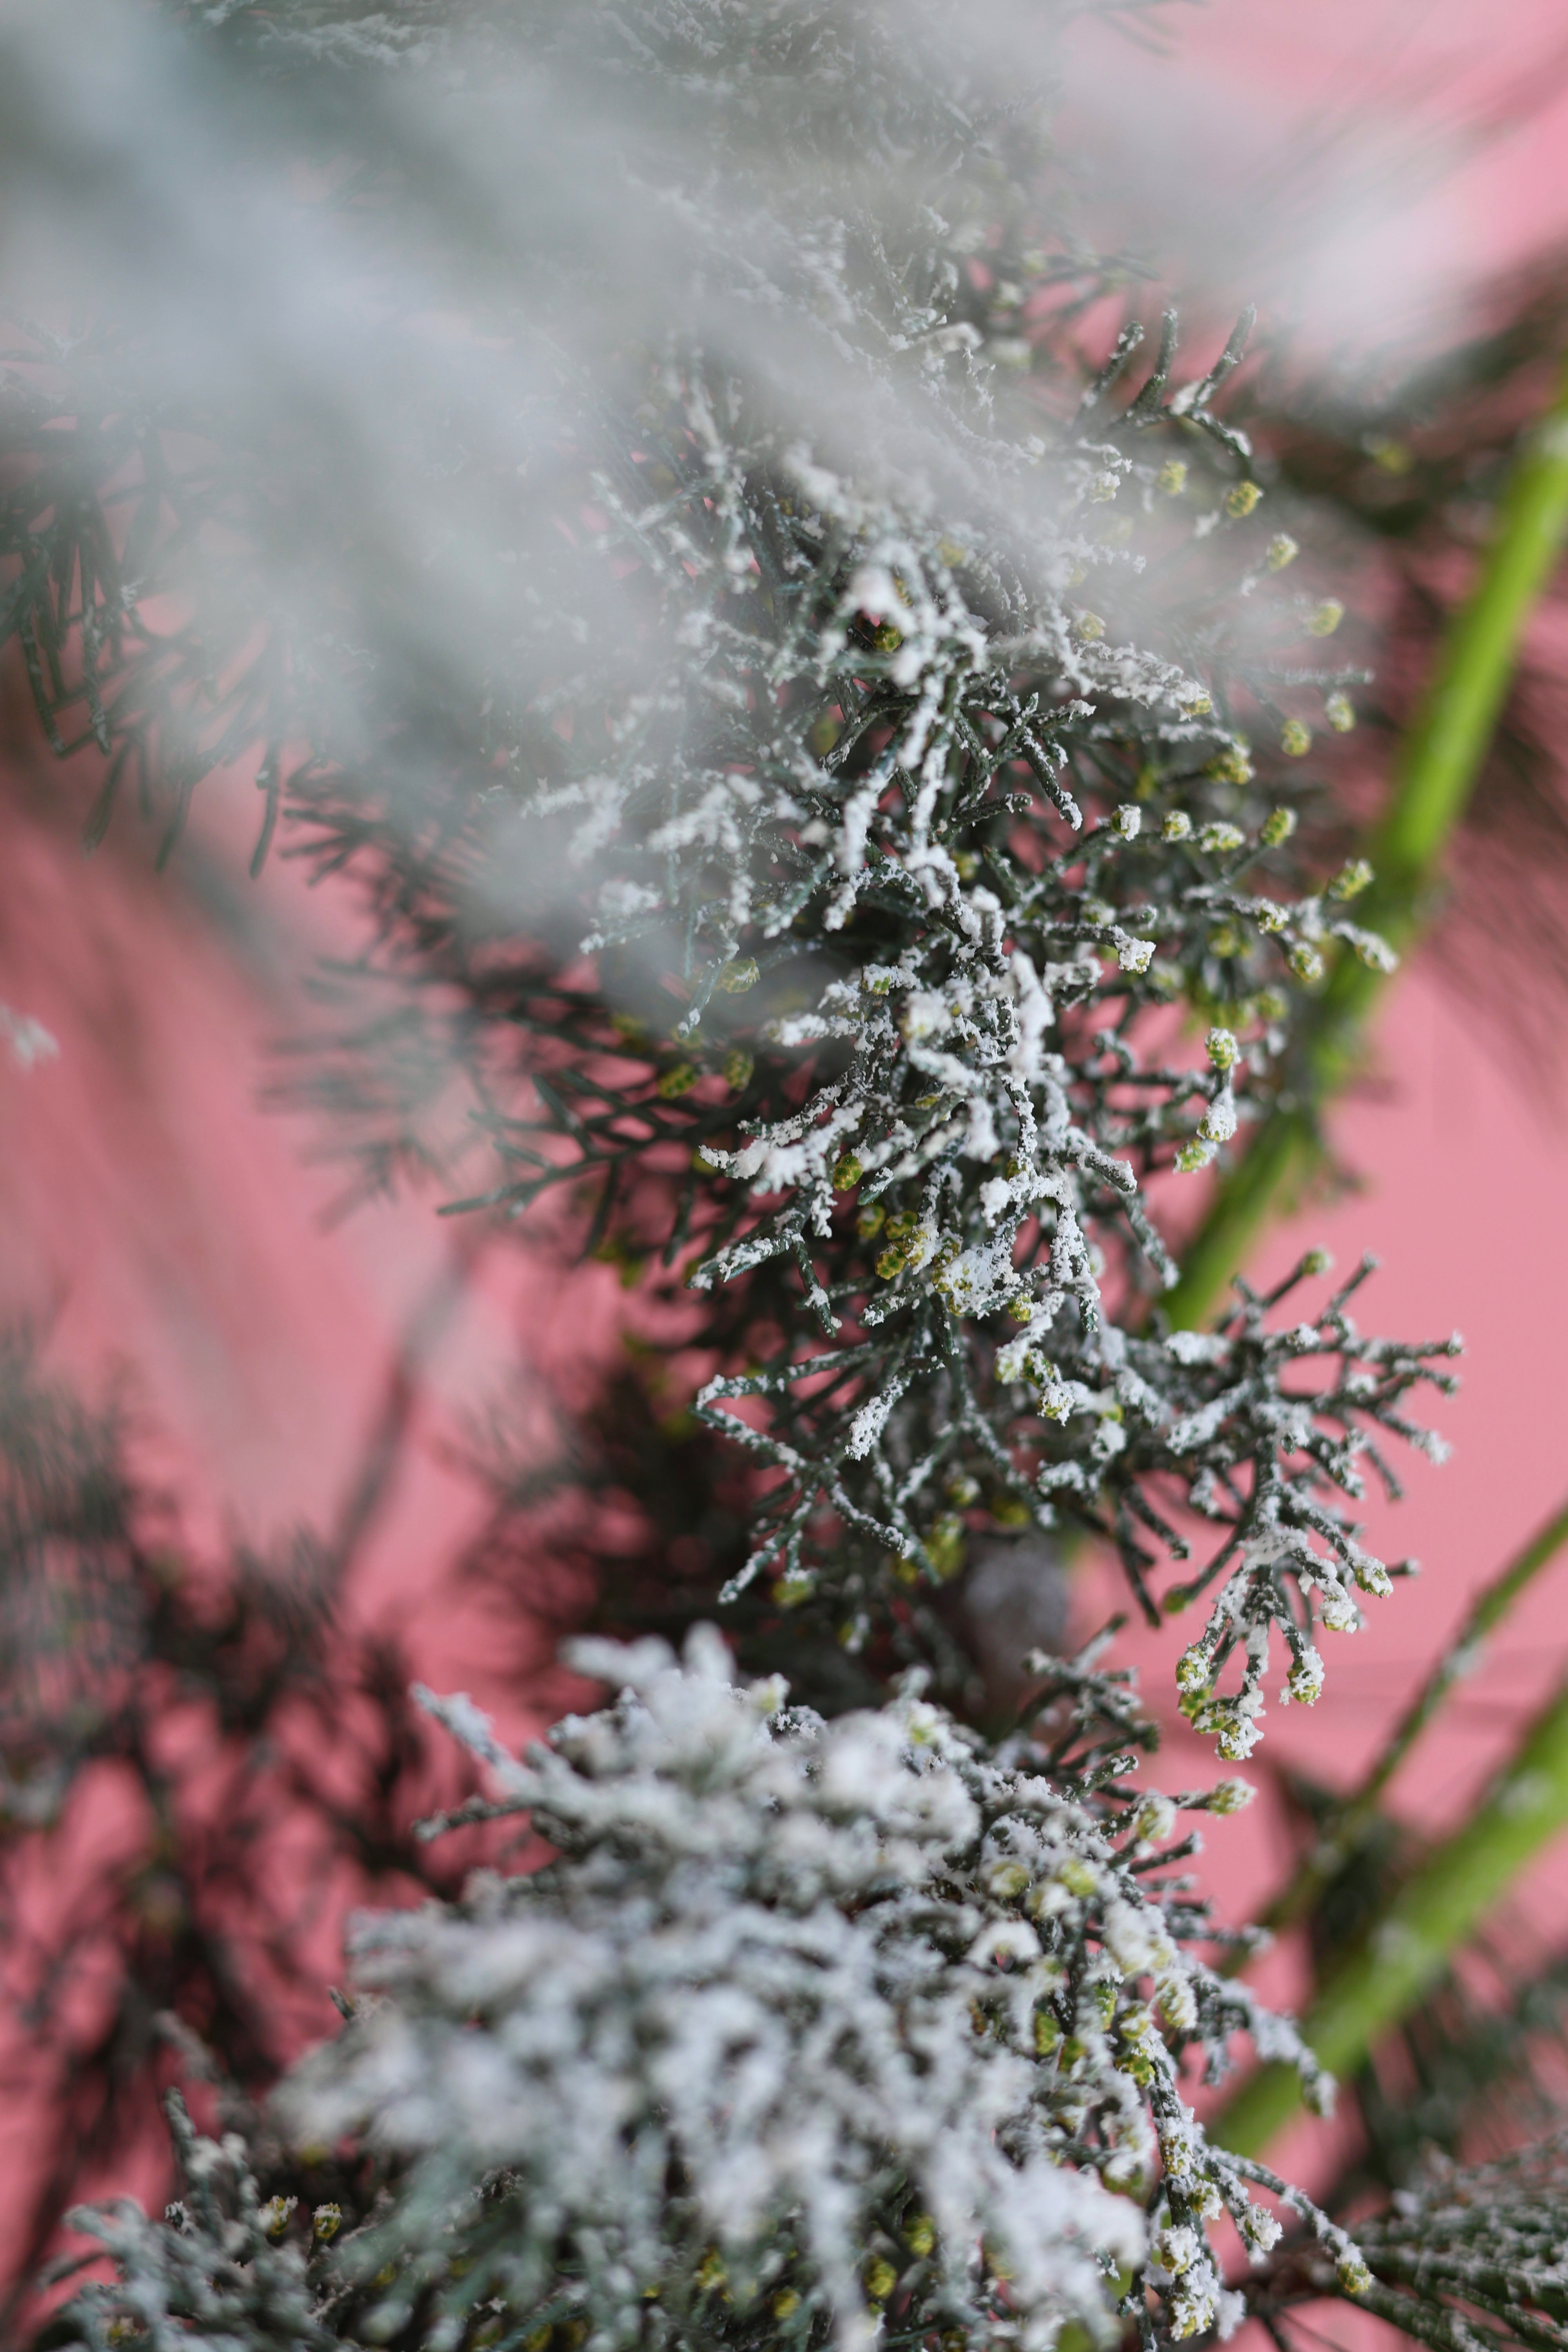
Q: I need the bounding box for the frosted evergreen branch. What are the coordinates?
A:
[1244,1485,1568,1951]
[1253,2136,1568,2352]
[69,1634,1333,2352]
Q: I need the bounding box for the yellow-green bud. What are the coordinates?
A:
[1287,1655,1323,1704]
[1365,435,1412,474]
[1325,690,1356,731]
[1328,857,1374,901]
[1133,1795,1177,1844]
[1307,599,1345,637]
[1157,459,1188,495]
[1260,805,1296,847]
[1162,809,1193,842]
[718,956,760,993]
[1280,719,1312,757]
[926,1515,966,1580]
[1265,533,1298,570]
[1074,611,1106,642]
[261,2196,296,2241]
[1224,481,1263,518]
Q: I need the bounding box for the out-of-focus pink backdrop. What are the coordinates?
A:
[6,0,1568,2303]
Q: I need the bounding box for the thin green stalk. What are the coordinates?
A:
[1214,1664,1568,2157]
[1164,360,1568,1332]
[1250,1490,1568,1945]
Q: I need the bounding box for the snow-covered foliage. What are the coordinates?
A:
[19,0,1463,2346]
[58,1633,1374,2352]
[52,2092,345,2352]
[1249,2134,1568,2352]
[277,0,1452,1744]
[0,0,1457,1737]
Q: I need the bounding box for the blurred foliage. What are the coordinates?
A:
[1256,2132,1568,2352]
[0,1330,487,2332]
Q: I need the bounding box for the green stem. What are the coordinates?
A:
[1252,1491,1568,1945]
[1163,359,1568,1332]
[1214,1664,1568,2157]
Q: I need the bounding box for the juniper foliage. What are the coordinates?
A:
[1250,2134,1568,2352]
[0,1327,493,2330]
[56,1633,1374,2352]
[0,0,1462,1726]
